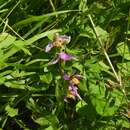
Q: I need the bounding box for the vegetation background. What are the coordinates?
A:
[0,0,130,129]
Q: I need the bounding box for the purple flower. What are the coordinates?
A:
[62,71,83,102]
[63,73,70,81]
[64,85,82,102]
[45,34,71,52]
[59,52,75,61]
[68,85,82,100]
[48,52,75,65]
[62,71,83,85]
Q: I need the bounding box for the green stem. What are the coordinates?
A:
[88,14,120,84]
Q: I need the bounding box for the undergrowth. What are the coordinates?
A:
[0,0,130,130]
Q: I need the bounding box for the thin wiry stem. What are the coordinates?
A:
[88,14,121,84]
[0,17,24,40]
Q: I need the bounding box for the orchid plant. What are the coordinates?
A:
[45,33,82,102]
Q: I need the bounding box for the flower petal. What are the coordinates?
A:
[45,42,53,52]
[48,57,60,65]
[63,74,70,80]
[69,85,82,100]
[75,74,84,80]
[69,85,78,95]
[76,93,82,100]
[59,52,74,61]
[59,35,71,44]
[61,71,70,80]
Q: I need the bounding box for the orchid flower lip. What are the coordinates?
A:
[64,84,82,103]
[69,85,82,99]
[63,72,83,102]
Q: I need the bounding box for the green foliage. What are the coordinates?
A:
[0,0,130,130]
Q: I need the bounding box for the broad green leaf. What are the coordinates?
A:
[117,62,130,75]
[5,105,18,117]
[2,42,21,60]
[81,26,108,42]
[76,100,87,112]
[35,117,50,126]
[89,82,124,116]
[72,62,83,72]
[34,115,58,128]
[116,119,130,128]
[44,126,53,130]
[95,26,108,42]
[98,61,110,71]
[117,42,130,60]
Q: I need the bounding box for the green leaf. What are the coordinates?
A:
[13,10,78,27]
[89,82,124,116]
[79,0,88,12]
[34,115,59,128]
[35,117,50,126]
[81,26,108,42]
[25,29,61,46]
[5,80,26,89]
[116,119,130,128]
[76,100,87,112]
[1,30,61,61]
[72,62,83,72]
[14,41,31,55]
[44,126,53,130]
[95,26,108,42]
[0,33,16,49]
[117,62,130,75]
[11,70,36,78]
[98,61,110,71]
[40,73,52,84]
[117,42,130,60]
[5,105,18,117]
[25,59,49,66]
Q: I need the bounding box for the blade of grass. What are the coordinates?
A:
[23,18,48,39]
[12,10,79,27]
[25,29,62,45]
[88,14,120,84]
[2,29,61,60]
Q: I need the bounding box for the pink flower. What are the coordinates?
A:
[62,71,83,85]
[62,71,83,102]
[48,52,75,65]
[59,52,75,61]
[64,85,82,103]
